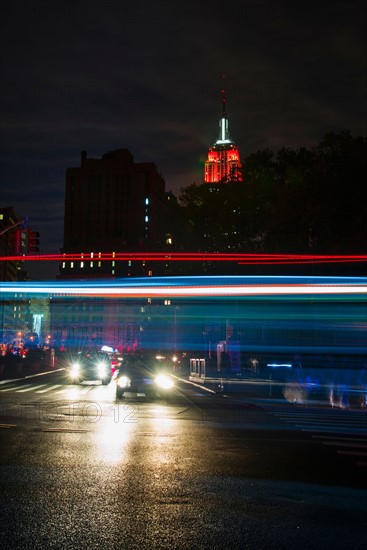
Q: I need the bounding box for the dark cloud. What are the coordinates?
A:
[1,0,366,272]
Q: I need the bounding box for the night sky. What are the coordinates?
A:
[0,0,366,268]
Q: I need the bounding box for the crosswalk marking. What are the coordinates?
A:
[259,402,367,467]
[79,387,93,395]
[296,425,366,434]
[0,385,20,392]
[35,385,62,393]
[0,382,105,395]
[16,384,47,393]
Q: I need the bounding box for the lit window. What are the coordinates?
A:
[62,262,65,268]
[148,270,152,276]
[71,262,74,268]
[80,262,84,268]
[112,261,115,267]
[145,198,149,205]
[145,216,149,222]
[90,252,94,258]
[90,261,93,267]
[112,251,115,258]
[112,269,115,275]
[98,261,101,267]
[128,261,131,266]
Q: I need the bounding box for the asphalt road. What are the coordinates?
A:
[0,372,366,549]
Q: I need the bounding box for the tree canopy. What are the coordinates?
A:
[166,131,366,255]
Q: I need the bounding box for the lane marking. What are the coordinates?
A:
[40,428,89,433]
[79,387,93,395]
[16,384,47,393]
[35,385,62,393]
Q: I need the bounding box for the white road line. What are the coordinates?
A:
[273,413,367,420]
[290,417,367,434]
[298,422,367,429]
[0,385,21,392]
[35,385,62,393]
[16,384,47,393]
[78,387,93,395]
[54,386,92,395]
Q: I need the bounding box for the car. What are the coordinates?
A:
[65,350,112,384]
[115,355,175,399]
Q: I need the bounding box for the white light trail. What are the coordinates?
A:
[0,284,365,297]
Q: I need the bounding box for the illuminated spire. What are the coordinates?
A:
[204,75,242,183]
[217,75,231,145]
[221,74,227,117]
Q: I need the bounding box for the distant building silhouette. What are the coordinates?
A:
[204,80,242,183]
[60,149,166,278]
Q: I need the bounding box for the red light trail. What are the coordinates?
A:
[0,252,366,264]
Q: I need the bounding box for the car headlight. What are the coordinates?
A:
[97,362,108,376]
[154,374,174,390]
[70,363,80,377]
[117,376,131,388]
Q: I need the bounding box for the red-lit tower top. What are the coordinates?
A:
[204,77,242,183]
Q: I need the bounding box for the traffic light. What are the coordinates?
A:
[14,228,28,254]
[27,230,40,253]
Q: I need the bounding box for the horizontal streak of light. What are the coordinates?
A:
[1,252,367,263]
[0,284,365,297]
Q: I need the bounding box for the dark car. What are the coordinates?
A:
[114,355,174,399]
[66,350,111,384]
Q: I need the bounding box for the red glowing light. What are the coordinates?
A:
[204,146,242,183]
[1,252,366,265]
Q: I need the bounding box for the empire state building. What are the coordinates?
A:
[204,85,242,183]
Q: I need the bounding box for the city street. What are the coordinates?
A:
[1,371,366,549]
